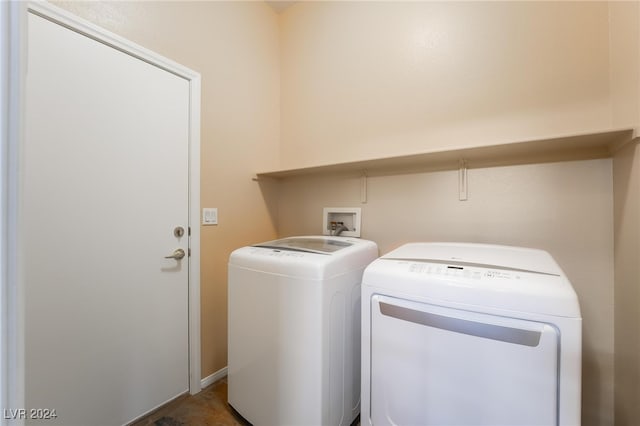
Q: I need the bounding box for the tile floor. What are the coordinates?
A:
[131,378,250,426]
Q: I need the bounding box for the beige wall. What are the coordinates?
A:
[612,2,640,426]
[53,1,281,378]
[279,1,611,169]
[610,1,640,128]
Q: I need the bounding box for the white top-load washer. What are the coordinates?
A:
[361,243,582,426]
[228,236,378,426]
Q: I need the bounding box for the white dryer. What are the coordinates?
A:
[228,236,378,426]
[361,243,582,426]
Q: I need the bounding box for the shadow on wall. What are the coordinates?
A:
[256,177,281,234]
[582,338,604,425]
[613,138,640,426]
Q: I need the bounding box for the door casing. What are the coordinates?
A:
[1,2,28,424]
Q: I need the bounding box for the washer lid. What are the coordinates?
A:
[254,237,353,254]
[382,242,562,276]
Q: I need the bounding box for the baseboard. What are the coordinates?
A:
[200,366,228,388]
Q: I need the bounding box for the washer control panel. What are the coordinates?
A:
[249,247,307,258]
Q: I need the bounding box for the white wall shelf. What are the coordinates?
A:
[256,127,637,179]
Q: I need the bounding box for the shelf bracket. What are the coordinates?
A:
[361,171,368,204]
[458,160,468,201]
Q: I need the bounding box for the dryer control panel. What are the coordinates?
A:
[403,260,528,282]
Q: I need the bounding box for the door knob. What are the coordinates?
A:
[164,248,186,260]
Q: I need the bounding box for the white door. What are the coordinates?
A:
[370,295,559,426]
[24,11,192,425]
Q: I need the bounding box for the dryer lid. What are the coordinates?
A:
[254,237,352,254]
[382,242,562,276]
[367,242,580,318]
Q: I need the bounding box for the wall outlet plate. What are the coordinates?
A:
[323,207,361,238]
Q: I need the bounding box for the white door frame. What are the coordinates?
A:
[2,2,202,412]
[1,2,27,424]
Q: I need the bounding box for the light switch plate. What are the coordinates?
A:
[202,208,218,225]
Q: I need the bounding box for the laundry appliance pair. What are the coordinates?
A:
[228,237,582,426]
